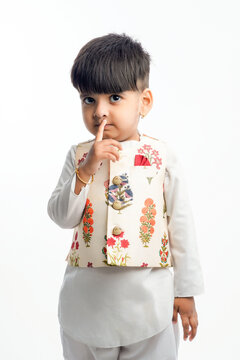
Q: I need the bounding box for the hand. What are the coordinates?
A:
[172,296,198,342]
[81,119,123,176]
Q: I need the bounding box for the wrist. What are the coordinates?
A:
[75,165,94,185]
[78,164,94,178]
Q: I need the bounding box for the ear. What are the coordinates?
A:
[139,88,153,116]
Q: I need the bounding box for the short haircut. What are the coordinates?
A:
[70,32,151,95]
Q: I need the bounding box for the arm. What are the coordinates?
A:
[47,145,90,229]
[163,142,204,341]
[164,142,204,297]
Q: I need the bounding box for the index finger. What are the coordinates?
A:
[95,119,107,142]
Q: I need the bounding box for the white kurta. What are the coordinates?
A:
[47,133,204,348]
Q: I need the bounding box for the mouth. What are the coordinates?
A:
[95,124,113,128]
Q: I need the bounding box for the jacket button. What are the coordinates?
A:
[112,176,122,185]
[112,226,122,236]
[112,200,122,210]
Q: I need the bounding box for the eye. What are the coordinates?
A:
[110,94,121,102]
[83,97,94,105]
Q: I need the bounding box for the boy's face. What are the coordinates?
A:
[79,89,152,142]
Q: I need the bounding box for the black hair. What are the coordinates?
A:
[70,32,151,95]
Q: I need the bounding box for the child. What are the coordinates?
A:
[47,33,204,360]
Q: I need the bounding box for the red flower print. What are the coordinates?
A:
[87,208,93,215]
[141,225,148,234]
[144,198,154,206]
[82,198,94,247]
[162,238,168,246]
[152,157,162,170]
[159,232,169,265]
[150,208,157,216]
[87,262,93,267]
[71,242,75,249]
[139,198,157,247]
[78,152,88,166]
[141,262,148,267]
[137,144,162,170]
[151,149,159,157]
[76,241,79,250]
[120,239,129,248]
[75,232,78,241]
[107,237,116,247]
[143,144,152,151]
[89,226,94,233]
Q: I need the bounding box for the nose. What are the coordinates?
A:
[93,98,109,120]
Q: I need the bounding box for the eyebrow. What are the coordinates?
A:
[79,91,127,100]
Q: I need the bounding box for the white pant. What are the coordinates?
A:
[60,321,180,360]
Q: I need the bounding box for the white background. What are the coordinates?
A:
[0,0,239,358]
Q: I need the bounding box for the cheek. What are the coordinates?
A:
[82,110,92,125]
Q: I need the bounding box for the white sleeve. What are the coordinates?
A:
[47,145,90,229]
[164,142,205,297]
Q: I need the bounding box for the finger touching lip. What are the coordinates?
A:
[95,123,112,126]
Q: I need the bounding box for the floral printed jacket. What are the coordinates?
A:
[65,134,173,268]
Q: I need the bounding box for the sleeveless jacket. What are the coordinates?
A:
[65,133,173,268]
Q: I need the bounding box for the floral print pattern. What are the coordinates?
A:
[136,144,162,170]
[65,135,172,268]
[102,235,113,266]
[106,230,131,266]
[83,199,94,247]
[159,232,170,267]
[66,231,80,266]
[77,152,88,166]
[139,198,156,247]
